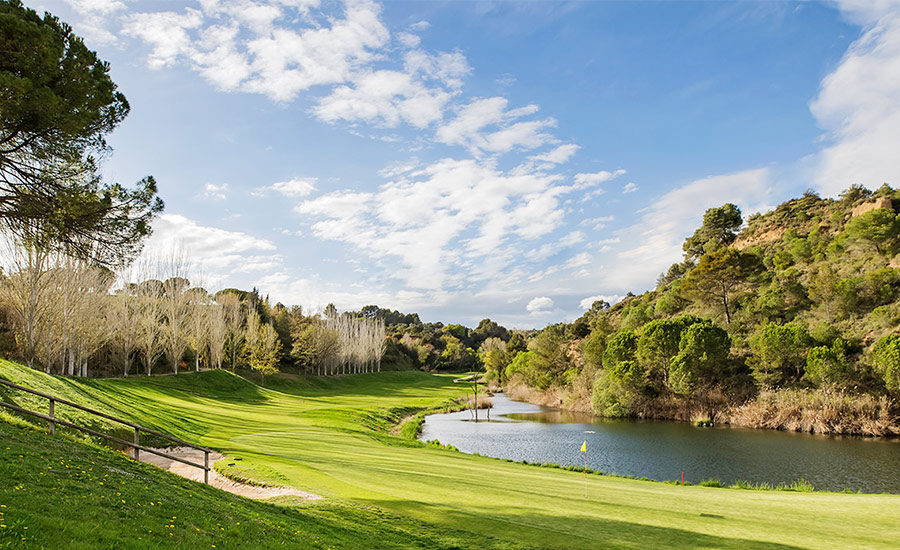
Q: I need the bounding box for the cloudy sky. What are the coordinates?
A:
[29,0,900,327]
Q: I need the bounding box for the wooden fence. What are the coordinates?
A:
[0,377,211,483]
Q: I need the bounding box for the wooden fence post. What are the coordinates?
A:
[134,427,140,461]
[48,398,55,435]
[204,450,209,484]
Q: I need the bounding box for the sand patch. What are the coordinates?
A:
[135,446,321,501]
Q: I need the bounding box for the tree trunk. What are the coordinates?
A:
[721,284,731,324]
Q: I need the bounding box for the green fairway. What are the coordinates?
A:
[1,361,897,550]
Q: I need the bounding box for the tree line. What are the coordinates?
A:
[0,246,389,380]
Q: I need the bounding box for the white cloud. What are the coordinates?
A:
[409,20,430,31]
[231,255,285,273]
[581,216,614,230]
[142,214,278,284]
[435,97,556,156]
[313,46,471,129]
[609,167,774,290]
[396,32,420,48]
[530,144,580,164]
[574,169,626,188]
[124,0,390,102]
[559,231,585,247]
[622,182,639,194]
[201,183,229,200]
[296,157,576,290]
[313,69,452,128]
[581,187,607,203]
[831,0,900,25]
[123,9,205,69]
[65,0,126,15]
[565,252,591,268]
[809,1,900,196]
[124,0,469,127]
[404,50,470,89]
[254,177,317,198]
[526,296,554,313]
[378,159,420,178]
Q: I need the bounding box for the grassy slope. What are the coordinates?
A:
[1,361,898,550]
[0,421,530,550]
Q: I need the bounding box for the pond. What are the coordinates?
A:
[419,393,900,493]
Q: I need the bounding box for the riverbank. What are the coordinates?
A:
[504,380,900,436]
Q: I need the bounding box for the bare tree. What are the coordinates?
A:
[108,275,141,376]
[207,301,227,370]
[219,292,243,370]
[187,286,210,372]
[321,311,386,376]
[70,266,113,377]
[159,251,192,374]
[0,237,54,369]
[135,278,164,376]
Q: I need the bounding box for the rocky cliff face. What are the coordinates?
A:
[851,196,893,217]
[734,227,785,249]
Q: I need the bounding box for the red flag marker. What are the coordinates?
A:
[681,471,684,485]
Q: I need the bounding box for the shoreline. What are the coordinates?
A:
[503,382,900,438]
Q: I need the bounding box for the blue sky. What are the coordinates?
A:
[29,0,900,327]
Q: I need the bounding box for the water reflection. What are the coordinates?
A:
[419,393,900,493]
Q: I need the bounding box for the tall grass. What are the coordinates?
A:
[729,388,899,436]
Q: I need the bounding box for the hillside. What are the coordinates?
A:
[3,361,898,549]
[491,184,900,434]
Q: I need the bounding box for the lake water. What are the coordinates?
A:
[420,393,900,493]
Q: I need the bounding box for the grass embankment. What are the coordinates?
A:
[1,360,899,550]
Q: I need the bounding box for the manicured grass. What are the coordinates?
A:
[1,361,899,549]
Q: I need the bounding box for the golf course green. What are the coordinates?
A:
[0,360,897,549]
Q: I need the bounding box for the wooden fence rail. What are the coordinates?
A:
[0,377,211,483]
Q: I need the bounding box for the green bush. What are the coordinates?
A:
[872,335,900,391]
[805,339,854,388]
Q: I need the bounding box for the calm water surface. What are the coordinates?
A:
[419,393,900,493]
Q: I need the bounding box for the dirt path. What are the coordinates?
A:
[136,446,321,501]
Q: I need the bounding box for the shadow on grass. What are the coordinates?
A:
[361,498,808,550]
[0,363,252,443]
